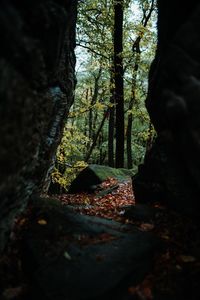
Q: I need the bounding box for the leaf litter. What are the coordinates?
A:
[1,176,200,300]
[59,177,135,222]
[57,176,200,299]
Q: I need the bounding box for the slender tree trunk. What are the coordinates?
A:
[88,67,102,141]
[85,88,89,137]
[126,0,155,168]
[85,109,109,163]
[114,0,124,168]
[126,106,134,169]
[99,132,103,164]
[126,55,140,169]
[88,87,94,142]
[108,66,115,167]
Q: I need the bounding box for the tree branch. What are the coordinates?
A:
[76,43,109,60]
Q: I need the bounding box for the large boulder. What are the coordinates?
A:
[0,0,77,252]
[134,0,200,217]
[67,164,134,193]
[20,197,160,300]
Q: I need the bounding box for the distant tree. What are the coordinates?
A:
[53,0,157,184]
[114,0,124,168]
[126,0,156,169]
[108,65,115,167]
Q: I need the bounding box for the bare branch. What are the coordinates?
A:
[76,43,109,60]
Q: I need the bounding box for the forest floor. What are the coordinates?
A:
[1,177,200,300]
[57,177,200,300]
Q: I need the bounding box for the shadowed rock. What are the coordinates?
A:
[0,0,77,252]
[21,198,161,300]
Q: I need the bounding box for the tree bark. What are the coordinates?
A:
[127,0,155,169]
[89,67,102,141]
[108,66,115,167]
[114,0,124,168]
[126,45,140,169]
[85,109,109,162]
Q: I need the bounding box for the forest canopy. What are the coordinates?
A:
[51,0,157,191]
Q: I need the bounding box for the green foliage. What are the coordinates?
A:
[51,125,88,190]
[52,0,157,186]
[75,0,157,165]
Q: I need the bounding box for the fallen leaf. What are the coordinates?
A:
[176,264,182,270]
[128,286,137,295]
[64,251,72,260]
[37,219,47,225]
[138,286,153,300]
[128,283,153,300]
[140,223,154,231]
[18,218,27,226]
[178,255,196,263]
[160,234,170,240]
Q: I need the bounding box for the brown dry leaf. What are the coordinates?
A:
[98,233,117,242]
[18,218,27,226]
[37,219,47,225]
[59,177,135,221]
[128,281,153,300]
[139,286,153,300]
[140,223,154,231]
[128,286,137,295]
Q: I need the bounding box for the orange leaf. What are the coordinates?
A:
[140,223,154,231]
[18,218,27,226]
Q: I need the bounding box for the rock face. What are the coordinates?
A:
[20,198,160,300]
[133,0,200,216]
[67,164,134,194]
[0,0,77,252]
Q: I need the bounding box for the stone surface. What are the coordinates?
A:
[67,164,134,193]
[134,0,200,217]
[0,0,77,252]
[21,198,160,300]
[124,204,160,222]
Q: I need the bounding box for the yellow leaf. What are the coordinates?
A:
[95,102,105,110]
[37,219,47,225]
[161,234,170,240]
[83,197,90,205]
[179,255,196,263]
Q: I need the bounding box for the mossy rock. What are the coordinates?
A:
[67,164,134,194]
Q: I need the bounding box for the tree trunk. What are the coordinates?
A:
[108,67,115,167]
[85,88,89,137]
[114,0,124,168]
[127,0,155,169]
[126,55,140,169]
[85,109,109,163]
[89,68,102,141]
[126,110,133,169]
